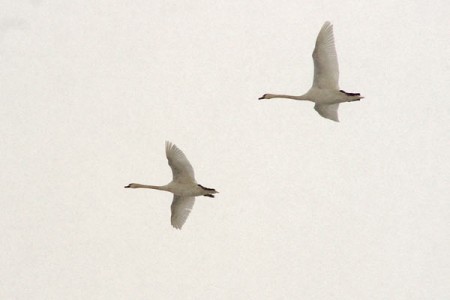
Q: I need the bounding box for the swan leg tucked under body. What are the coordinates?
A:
[259,21,364,122]
[125,141,218,229]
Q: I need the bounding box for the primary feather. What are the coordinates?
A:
[166,141,196,184]
[171,196,195,229]
[312,21,339,90]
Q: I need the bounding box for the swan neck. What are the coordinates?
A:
[266,94,310,101]
[134,184,168,191]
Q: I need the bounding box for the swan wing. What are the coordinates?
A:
[314,103,340,122]
[312,21,339,89]
[171,195,195,229]
[166,141,196,183]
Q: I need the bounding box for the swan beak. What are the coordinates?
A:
[124,184,131,188]
[258,95,265,100]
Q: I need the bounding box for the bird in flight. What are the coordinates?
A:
[125,141,218,229]
[259,21,364,122]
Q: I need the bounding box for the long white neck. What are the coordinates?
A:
[126,183,169,191]
[263,93,311,101]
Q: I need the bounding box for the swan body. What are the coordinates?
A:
[125,141,218,229]
[259,21,364,122]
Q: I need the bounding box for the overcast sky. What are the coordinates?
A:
[1,0,449,299]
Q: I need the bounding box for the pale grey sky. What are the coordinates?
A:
[1,0,449,299]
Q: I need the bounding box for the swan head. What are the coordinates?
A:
[258,94,279,100]
[124,183,138,188]
[258,94,269,100]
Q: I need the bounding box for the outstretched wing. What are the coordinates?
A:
[314,103,340,122]
[165,141,196,183]
[171,195,195,229]
[312,21,339,89]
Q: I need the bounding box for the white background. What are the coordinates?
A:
[1,0,449,299]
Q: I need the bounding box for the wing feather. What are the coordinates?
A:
[312,21,339,89]
[171,196,195,229]
[165,141,196,183]
[314,103,340,122]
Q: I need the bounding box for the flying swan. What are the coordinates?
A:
[125,141,218,229]
[259,21,363,122]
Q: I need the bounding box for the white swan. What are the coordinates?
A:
[259,21,363,122]
[125,141,218,229]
